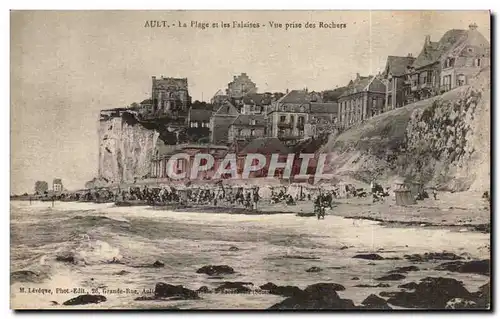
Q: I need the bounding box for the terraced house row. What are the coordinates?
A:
[338,23,489,129]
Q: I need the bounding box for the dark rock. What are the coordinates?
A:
[472,282,490,308]
[197,286,211,293]
[55,253,75,264]
[269,285,304,297]
[134,296,156,301]
[214,281,253,294]
[260,282,278,290]
[384,257,402,260]
[456,260,489,276]
[351,277,360,280]
[398,282,418,290]
[228,246,239,251]
[152,260,164,268]
[154,282,200,300]
[355,283,390,288]
[367,262,377,265]
[404,252,463,263]
[305,266,322,273]
[62,294,107,306]
[196,265,235,276]
[268,284,355,309]
[390,266,419,273]
[376,273,406,281]
[435,259,489,276]
[208,276,224,280]
[304,283,346,294]
[340,245,349,250]
[50,301,59,305]
[386,277,473,309]
[113,270,130,276]
[353,253,384,260]
[362,294,392,309]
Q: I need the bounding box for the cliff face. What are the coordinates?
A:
[98,114,159,184]
[322,68,490,192]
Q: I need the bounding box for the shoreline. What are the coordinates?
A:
[11,197,491,233]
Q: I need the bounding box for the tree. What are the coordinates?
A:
[34,181,48,195]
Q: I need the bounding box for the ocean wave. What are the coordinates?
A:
[55,233,123,266]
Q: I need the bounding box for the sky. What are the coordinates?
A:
[10,10,490,194]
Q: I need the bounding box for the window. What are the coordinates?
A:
[427,70,432,84]
[457,74,466,86]
[474,58,481,67]
[420,72,427,84]
[444,58,455,68]
[250,129,255,136]
[411,74,419,87]
[190,122,198,128]
[280,115,286,123]
[290,115,295,125]
[238,129,242,136]
[250,119,256,126]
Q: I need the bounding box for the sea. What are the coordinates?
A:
[10,200,490,309]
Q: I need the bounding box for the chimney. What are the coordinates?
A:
[407,53,413,57]
[356,73,360,80]
[424,35,431,46]
[469,23,478,30]
[286,88,289,94]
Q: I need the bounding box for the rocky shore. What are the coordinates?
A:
[55,255,490,309]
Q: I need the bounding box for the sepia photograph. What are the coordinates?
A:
[10,10,491,310]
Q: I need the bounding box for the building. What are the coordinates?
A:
[403,24,489,104]
[227,114,267,143]
[187,108,212,142]
[241,93,272,115]
[149,76,191,118]
[306,102,339,137]
[226,73,258,99]
[338,74,386,128]
[209,100,240,144]
[53,178,63,193]
[188,108,212,129]
[268,90,311,141]
[439,23,490,92]
[381,55,416,110]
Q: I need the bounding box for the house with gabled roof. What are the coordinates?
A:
[381,55,416,110]
[268,89,311,141]
[209,100,240,144]
[403,24,489,104]
[439,23,490,92]
[338,73,386,128]
[241,93,273,115]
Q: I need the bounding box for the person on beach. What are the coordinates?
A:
[432,188,438,200]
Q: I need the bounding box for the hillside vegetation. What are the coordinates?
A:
[322,68,490,192]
